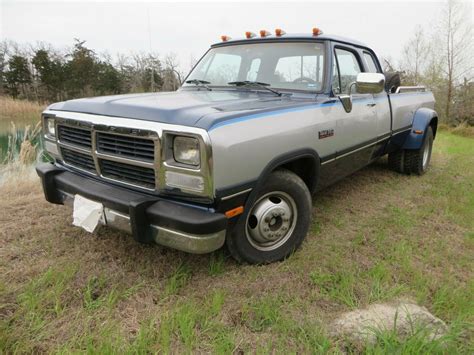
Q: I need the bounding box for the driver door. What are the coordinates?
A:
[332,46,378,174]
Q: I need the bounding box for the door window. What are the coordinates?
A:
[332,48,362,94]
[363,52,379,73]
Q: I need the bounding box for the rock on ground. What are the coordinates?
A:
[330,301,448,345]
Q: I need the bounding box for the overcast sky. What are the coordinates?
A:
[1,0,464,72]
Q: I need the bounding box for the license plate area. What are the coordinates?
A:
[72,194,105,233]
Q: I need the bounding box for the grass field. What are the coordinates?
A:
[1,131,473,353]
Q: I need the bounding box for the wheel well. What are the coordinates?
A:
[278,156,318,193]
[430,117,438,138]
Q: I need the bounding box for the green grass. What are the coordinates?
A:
[362,320,472,354]
[1,131,473,353]
[164,262,192,296]
[208,250,226,276]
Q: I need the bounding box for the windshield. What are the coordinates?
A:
[184,42,326,92]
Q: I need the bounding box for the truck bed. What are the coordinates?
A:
[389,91,435,132]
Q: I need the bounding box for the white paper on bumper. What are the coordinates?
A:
[72,194,105,233]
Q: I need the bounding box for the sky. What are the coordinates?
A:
[0,0,460,72]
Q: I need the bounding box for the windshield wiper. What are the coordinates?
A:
[227,81,282,96]
[185,79,212,91]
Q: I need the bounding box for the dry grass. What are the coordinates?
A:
[1,132,473,353]
[1,121,43,166]
[0,97,45,131]
[439,122,474,138]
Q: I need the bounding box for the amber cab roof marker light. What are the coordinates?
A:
[259,30,271,38]
[312,27,323,36]
[221,35,231,42]
[275,28,286,37]
[245,31,256,39]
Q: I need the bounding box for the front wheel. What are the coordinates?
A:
[226,169,312,264]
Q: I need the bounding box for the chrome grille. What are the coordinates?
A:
[46,111,213,199]
[58,125,92,149]
[100,159,155,189]
[97,132,155,162]
[61,147,96,173]
[57,122,158,191]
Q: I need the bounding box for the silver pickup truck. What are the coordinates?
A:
[36,29,437,264]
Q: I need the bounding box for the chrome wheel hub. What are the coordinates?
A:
[246,191,297,251]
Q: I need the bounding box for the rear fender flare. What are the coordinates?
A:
[402,108,438,150]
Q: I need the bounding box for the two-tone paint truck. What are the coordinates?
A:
[37,28,437,263]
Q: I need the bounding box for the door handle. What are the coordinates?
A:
[367,103,376,107]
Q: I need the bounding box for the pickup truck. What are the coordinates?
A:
[36,29,437,264]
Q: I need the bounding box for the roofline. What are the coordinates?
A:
[211,34,370,49]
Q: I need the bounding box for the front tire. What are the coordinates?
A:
[226,169,312,264]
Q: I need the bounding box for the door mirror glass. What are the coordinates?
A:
[355,73,385,94]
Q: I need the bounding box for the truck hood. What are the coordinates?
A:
[49,90,327,131]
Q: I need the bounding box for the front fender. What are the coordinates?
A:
[402,108,438,150]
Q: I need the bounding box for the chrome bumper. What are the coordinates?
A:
[62,192,226,254]
[36,162,228,255]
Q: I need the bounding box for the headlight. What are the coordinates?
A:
[44,117,56,137]
[173,136,200,166]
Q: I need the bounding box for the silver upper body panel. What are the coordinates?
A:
[208,91,434,190]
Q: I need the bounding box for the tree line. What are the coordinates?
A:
[0,0,471,125]
[383,0,472,125]
[0,39,184,103]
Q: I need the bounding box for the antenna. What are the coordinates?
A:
[147,7,155,92]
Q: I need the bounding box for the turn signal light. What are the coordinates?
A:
[414,130,424,134]
[245,31,256,39]
[275,28,286,36]
[259,30,271,37]
[221,35,231,42]
[225,206,244,218]
[312,27,322,36]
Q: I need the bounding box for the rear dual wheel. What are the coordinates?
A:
[388,126,434,175]
[226,169,312,264]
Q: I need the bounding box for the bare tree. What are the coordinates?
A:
[379,55,396,73]
[440,0,473,121]
[164,53,183,88]
[400,26,429,85]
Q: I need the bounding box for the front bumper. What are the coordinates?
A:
[36,163,227,254]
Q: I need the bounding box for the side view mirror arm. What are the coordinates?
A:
[338,94,352,113]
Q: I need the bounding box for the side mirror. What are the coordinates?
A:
[355,73,385,94]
